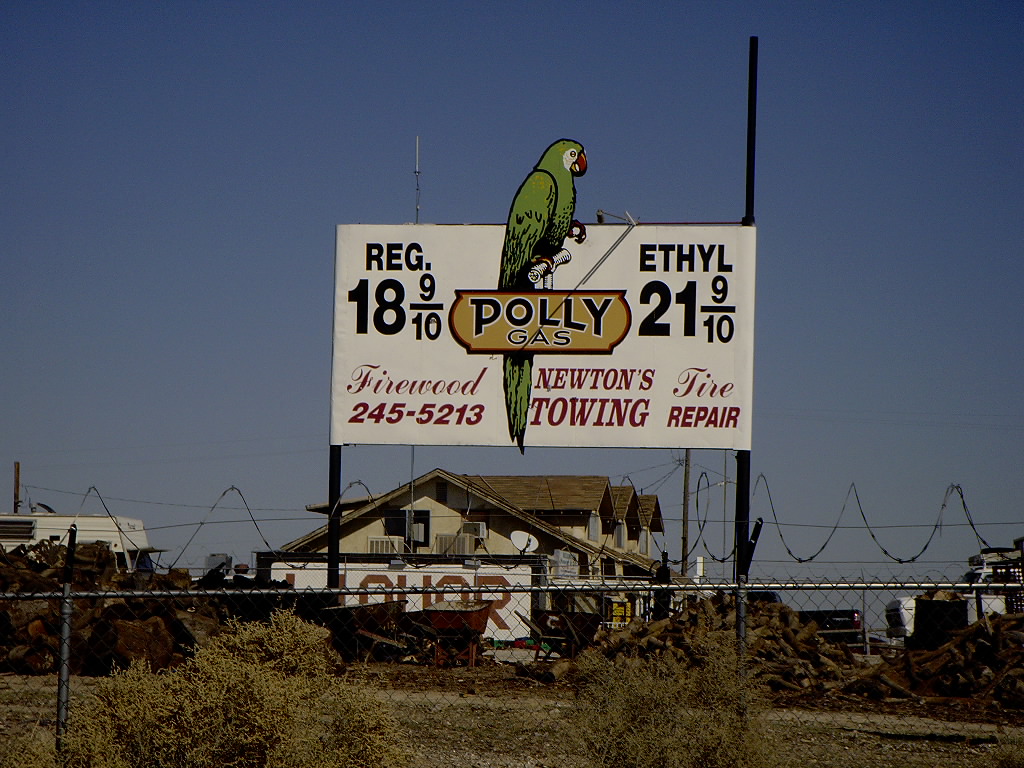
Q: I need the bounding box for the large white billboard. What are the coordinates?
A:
[331,223,755,450]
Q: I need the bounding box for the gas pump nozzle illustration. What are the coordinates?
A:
[528,248,573,288]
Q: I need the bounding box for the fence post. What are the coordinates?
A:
[735,575,748,729]
[56,524,77,749]
[653,552,671,620]
[861,588,870,655]
[735,576,747,663]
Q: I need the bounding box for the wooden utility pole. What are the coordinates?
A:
[681,450,691,576]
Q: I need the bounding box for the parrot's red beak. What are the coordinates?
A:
[572,151,587,176]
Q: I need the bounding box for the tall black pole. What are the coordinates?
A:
[734,36,757,581]
[734,37,759,711]
[327,444,341,588]
[742,36,758,229]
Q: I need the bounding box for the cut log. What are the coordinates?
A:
[878,674,922,701]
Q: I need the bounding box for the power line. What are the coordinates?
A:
[751,477,994,564]
[21,467,1010,571]
[23,485,307,513]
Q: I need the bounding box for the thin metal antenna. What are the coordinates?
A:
[573,211,637,288]
[414,136,421,224]
[408,445,415,550]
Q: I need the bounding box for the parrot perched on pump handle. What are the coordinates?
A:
[498,139,588,452]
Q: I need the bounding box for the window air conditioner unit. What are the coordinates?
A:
[461,522,487,539]
[368,536,403,555]
[410,522,426,543]
[434,533,475,555]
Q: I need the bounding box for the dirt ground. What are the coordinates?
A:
[3,661,1023,768]
[362,660,1024,768]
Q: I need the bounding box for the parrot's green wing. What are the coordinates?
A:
[499,170,557,289]
[499,170,556,452]
[504,354,531,453]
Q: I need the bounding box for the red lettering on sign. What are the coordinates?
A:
[358,574,393,604]
[475,575,512,630]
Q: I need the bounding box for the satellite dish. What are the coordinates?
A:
[510,530,539,553]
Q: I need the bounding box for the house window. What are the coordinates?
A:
[436,480,448,504]
[412,509,430,545]
[383,509,429,545]
[614,521,626,549]
[383,510,405,538]
[578,552,590,577]
[587,512,600,541]
[639,527,649,555]
[602,558,617,577]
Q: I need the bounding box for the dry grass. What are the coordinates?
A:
[1,620,1019,768]
[991,736,1024,768]
[568,637,779,768]
[0,610,409,768]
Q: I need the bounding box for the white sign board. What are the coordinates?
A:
[551,549,579,580]
[270,561,533,641]
[332,224,755,450]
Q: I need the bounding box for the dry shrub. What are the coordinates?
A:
[0,727,56,768]
[56,609,408,768]
[569,636,777,768]
[198,608,343,678]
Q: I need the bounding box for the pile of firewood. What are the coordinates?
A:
[516,592,1024,710]
[2,539,114,591]
[0,541,213,675]
[845,612,1024,708]
[2,591,226,675]
[582,592,863,694]
[1,541,338,675]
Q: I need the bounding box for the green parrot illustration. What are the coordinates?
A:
[499,139,588,452]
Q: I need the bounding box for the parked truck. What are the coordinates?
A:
[748,591,865,647]
[884,545,1022,648]
[798,608,864,646]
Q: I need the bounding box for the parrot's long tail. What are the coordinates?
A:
[503,353,532,454]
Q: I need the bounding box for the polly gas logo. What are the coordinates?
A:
[448,289,631,353]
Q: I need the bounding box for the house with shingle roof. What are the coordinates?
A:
[283,468,664,578]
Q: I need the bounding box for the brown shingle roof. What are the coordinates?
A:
[611,485,639,523]
[638,495,664,532]
[458,475,613,515]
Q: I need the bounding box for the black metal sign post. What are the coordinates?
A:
[735,35,758,581]
[328,444,342,589]
[735,35,758,676]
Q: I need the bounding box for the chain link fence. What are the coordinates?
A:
[2,559,1023,767]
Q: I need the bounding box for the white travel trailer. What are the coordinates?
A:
[0,503,160,571]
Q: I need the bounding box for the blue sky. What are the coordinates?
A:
[3,2,1022,577]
